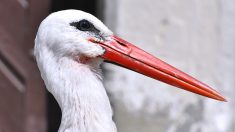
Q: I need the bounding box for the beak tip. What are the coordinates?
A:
[214,90,227,102]
[220,97,227,102]
[213,94,227,102]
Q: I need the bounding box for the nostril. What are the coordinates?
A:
[112,35,130,47]
[117,41,128,47]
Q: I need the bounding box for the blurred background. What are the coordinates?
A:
[0,0,234,132]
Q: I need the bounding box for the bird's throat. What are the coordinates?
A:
[37,54,116,132]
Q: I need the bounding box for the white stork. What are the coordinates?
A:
[34,10,226,132]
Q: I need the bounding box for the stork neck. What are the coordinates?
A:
[57,63,116,132]
[37,53,116,132]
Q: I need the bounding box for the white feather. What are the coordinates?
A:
[34,10,117,132]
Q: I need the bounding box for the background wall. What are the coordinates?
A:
[104,0,235,132]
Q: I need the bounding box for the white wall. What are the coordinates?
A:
[104,0,235,132]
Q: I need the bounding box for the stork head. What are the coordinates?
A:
[35,10,226,101]
[35,10,111,61]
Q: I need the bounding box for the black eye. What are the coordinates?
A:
[70,20,93,31]
[78,20,91,30]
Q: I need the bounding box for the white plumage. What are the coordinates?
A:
[34,10,117,132]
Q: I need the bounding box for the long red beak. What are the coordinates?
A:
[90,35,226,101]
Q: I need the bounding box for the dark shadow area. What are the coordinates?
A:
[51,0,97,16]
[46,92,61,132]
[47,0,101,131]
